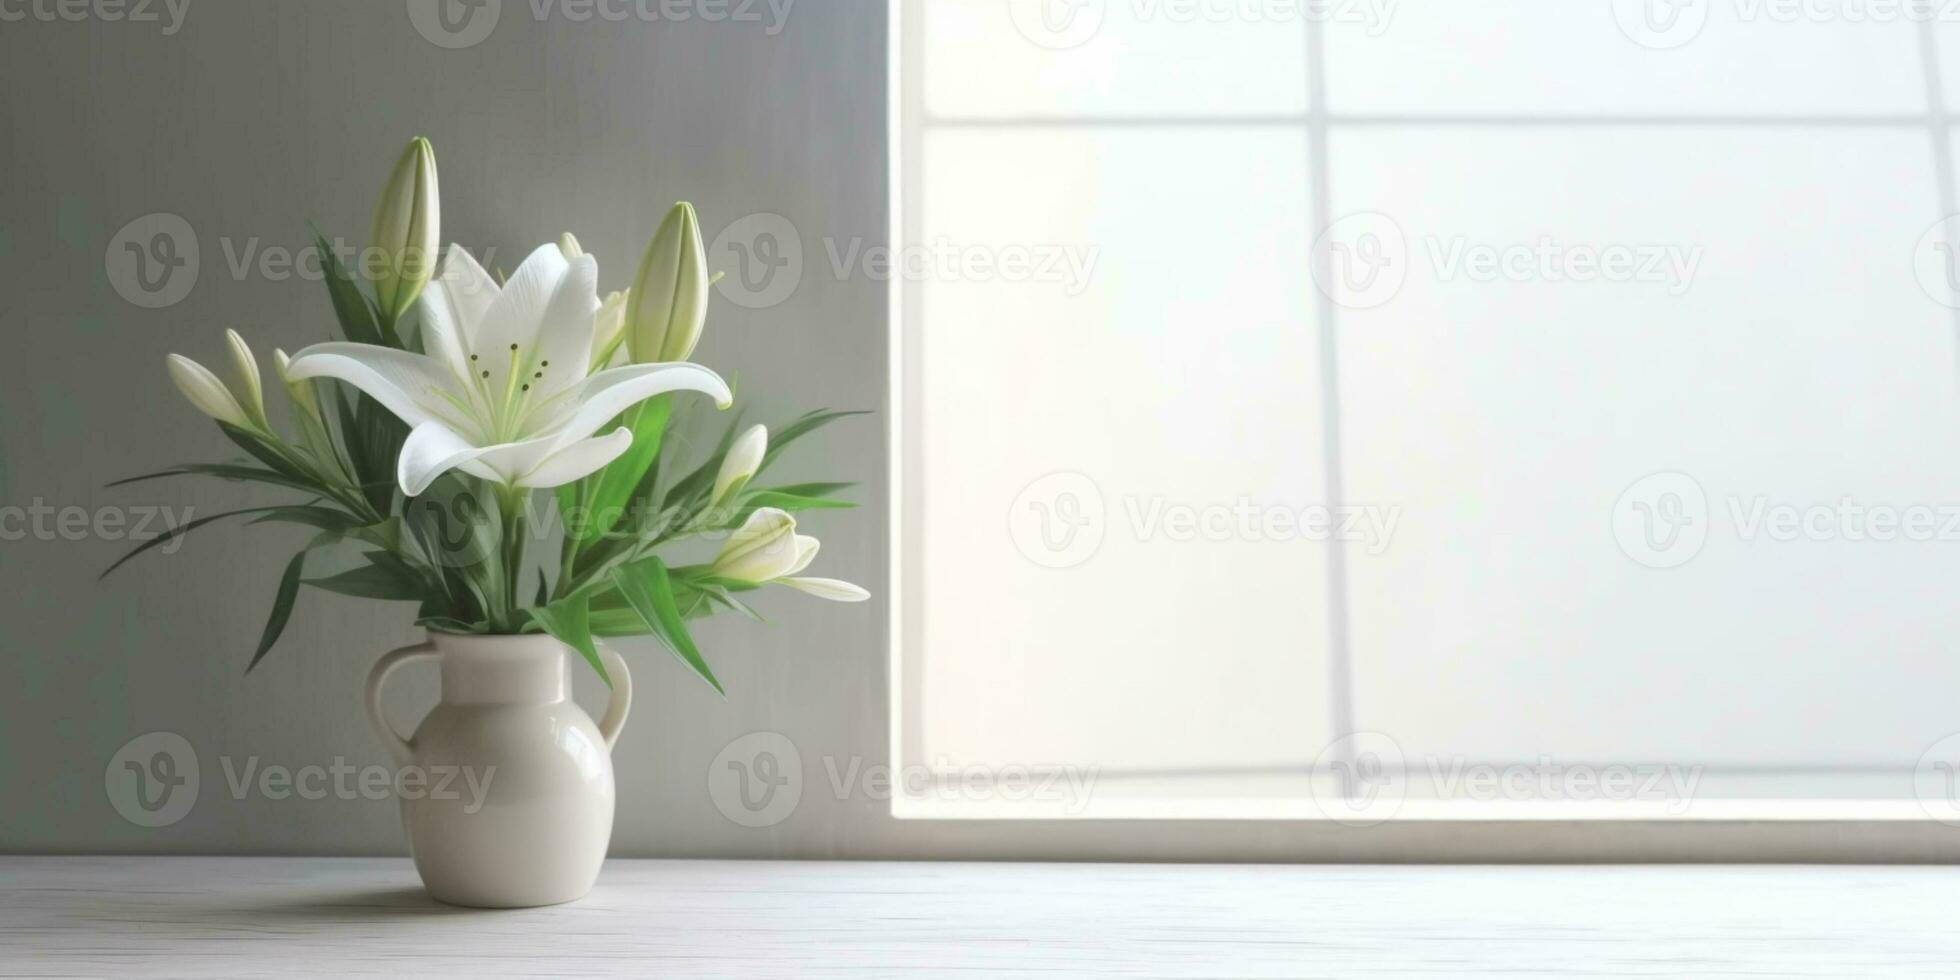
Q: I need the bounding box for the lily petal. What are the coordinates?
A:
[515,427,633,488]
[473,243,570,378]
[398,421,501,496]
[418,252,479,386]
[432,244,499,340]
[286,342,479,438]
[783,534,820,577]
[527,253,598,403]
[779,577,871,602]
[541,361,732,452]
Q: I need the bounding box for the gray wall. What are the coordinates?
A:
[0,0,894,856]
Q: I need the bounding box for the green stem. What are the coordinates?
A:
[499,485,529,631]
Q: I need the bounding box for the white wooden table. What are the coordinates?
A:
[5,857,1958,976]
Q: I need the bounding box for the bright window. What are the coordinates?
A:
[893,0,1960,821]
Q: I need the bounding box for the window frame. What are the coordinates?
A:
[882,0,1960,859]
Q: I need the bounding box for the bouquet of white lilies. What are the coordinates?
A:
[109,138,867,690]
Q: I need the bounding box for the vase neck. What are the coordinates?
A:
[431,634,570,705]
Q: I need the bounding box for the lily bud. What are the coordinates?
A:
[626,201,708,363]
[711,507,817,584]
[166,354,250,429]
[712,424,767,506]
[273,348,320,421]
[224,329,269,429]
[369,137,440,324]
[558,232,584,260]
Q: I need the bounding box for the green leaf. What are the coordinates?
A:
[704,585,766,623]
[305,552,429,601]
[659,408,747,511]
[417,615,489,634]
[590,608,654,637]
[759,409,870,471]
[609,556,723,695]
[106,463,323,496]
[757,481,857,499]
[217,422,315,484]
[99,505,293,579]
[528,596,610,686]
[315,229,384,347]
[246,552,307,674]
[248,505,367,536]
[574,396,672,544]
[742,491,856,512]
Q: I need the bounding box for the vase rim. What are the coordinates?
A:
[428,632,567,657]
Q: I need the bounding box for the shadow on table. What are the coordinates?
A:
[71,887,510,929]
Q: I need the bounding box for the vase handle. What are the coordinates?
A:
[366,641,439,767]
[595,642,632,752]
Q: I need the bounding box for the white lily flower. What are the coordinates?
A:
[558,231,584,260]
[711,507,869,602]
[166,353,251,429]
[224,329,269,429]
[286,242,732,496]
[712,424,767,506]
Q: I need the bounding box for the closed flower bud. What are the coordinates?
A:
[626,201,708,363]
[166,353,250,429]
[369,137,440,325]
[224,329,269,429]
[712,424,767,506]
